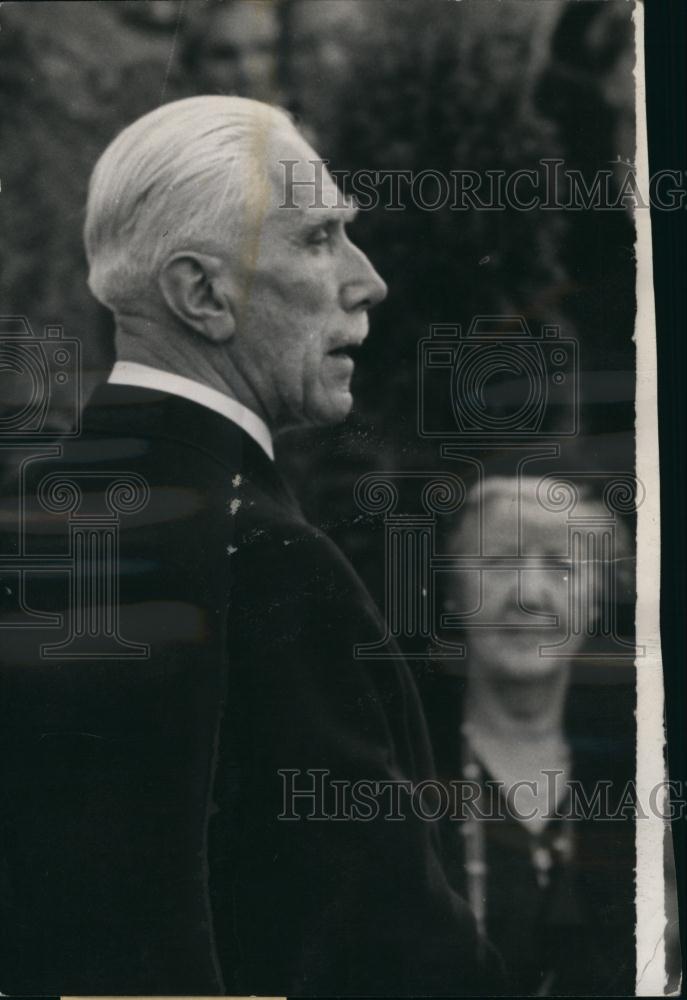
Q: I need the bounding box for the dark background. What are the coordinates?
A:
[645,0,687,988]
[2,0,683,990]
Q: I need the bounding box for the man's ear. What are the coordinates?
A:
[158,252,236,343]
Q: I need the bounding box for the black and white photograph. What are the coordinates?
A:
[0,1,682,996]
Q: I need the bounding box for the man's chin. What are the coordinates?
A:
[275,392,353,434]
[310,390,354,426]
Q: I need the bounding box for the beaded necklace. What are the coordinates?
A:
[459,724,575,956]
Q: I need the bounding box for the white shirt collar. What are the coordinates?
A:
[107,361,274,461]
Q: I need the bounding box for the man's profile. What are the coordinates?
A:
[0,96,498,997]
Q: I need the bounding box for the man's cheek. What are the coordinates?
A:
[290,271,336,311]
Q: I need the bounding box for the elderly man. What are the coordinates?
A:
[0,97,497,997]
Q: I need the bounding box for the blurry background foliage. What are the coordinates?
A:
[0,0,636,572]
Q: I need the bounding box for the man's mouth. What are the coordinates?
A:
[327,343,362,363]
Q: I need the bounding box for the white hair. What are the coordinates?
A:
[84,95,293,312]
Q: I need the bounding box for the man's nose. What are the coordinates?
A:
[339,242,388,312]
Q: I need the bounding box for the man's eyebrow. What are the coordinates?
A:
[302,202,359,226]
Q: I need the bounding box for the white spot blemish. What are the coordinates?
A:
[232,473,242,487]
[227,544,238,555]
[229,498,242,516]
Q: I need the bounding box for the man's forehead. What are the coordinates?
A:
[275,173,353,215]
[282,197,359,223]
[278,171,355,211]
[264,201,359,241]
[267,126,354,214]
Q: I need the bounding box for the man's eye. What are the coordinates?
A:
[308,226,332,246]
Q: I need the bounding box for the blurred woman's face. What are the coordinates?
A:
[287,1,366,111]
[199,3,280,102]
[445,491,596,683]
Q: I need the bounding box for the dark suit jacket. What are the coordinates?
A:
[0,383,497,996]
[419,673,636,996]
